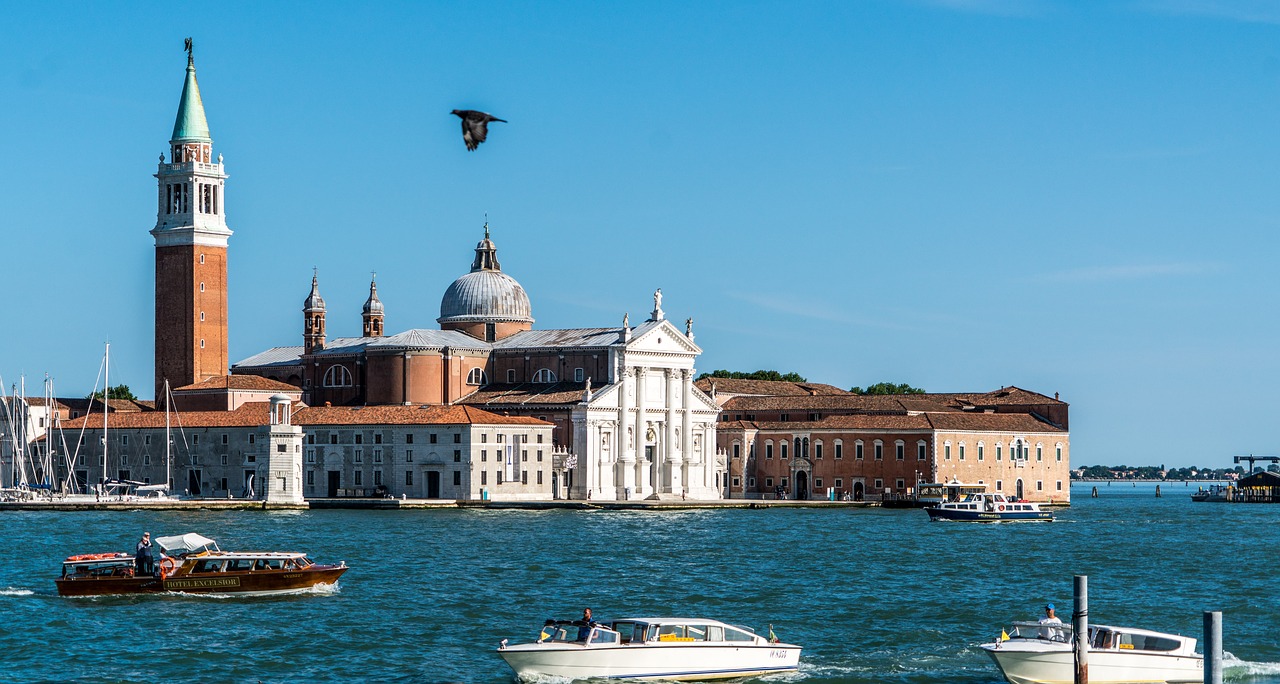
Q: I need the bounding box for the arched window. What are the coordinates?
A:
[323,365,353,387]
[466,368,487,385]
[532,368,557,383]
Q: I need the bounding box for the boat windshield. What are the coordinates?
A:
[1006,621,1074,642]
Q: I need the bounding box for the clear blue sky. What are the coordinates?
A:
[3,1,1279,469]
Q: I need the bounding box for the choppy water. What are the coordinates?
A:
[0,482,1276,683]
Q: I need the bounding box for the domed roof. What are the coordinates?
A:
[363,277,384,315]
[303,271,325,311]
[438,226,533,325]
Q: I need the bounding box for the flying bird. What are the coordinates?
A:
[451,109,507,151]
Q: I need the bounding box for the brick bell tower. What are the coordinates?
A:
[152,39,231,401]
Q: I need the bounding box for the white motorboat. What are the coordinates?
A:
[497,616,801,681]
[980,620,1203,684]
[926,492,1054,522]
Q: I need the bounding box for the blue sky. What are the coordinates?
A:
[3,1,1279,469]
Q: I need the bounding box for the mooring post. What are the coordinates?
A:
[1204,611,1222,684]
[1074,574,1089,684]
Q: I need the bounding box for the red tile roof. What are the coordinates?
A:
[173,375,301,392]
[693,377,851,397]
[461,382,589,407]
[61,402,549,430]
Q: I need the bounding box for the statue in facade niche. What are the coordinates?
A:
[654,288,662,310]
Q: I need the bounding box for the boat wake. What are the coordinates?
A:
[166,582,342,599]
[1224,652,1280,678]
[0,587,34,597]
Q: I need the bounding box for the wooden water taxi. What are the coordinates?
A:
[55,533,346,597]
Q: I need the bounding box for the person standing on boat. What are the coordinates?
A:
[135,532,154,576]
[1038,603,1063,641]
[577,608,596,641]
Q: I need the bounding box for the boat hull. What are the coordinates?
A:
[982,644,1203,684]
[56,565,346,597]
[926,507,1053,522]
[498,642,801,681]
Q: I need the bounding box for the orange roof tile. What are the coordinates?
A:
[173,375,301,392]
[61,402,549,430]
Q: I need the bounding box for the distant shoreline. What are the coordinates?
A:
[1071,478,1231,483]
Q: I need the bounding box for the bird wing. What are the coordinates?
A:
[462,120,478,151]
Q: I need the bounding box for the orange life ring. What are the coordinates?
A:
[998,505,1005,511]
[159,558,177,579]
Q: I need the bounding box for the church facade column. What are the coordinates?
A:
[681,368,693,495]
[665,368,679,495]
[635,366,647,496]
[618,368,635,499]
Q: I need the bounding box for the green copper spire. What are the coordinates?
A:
[170,39,211,143]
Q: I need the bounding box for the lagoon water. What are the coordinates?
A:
[1,482,1277,683]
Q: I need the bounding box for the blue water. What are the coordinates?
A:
[0,482,1276,683]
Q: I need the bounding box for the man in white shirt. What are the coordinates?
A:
[1039,603,1064,641]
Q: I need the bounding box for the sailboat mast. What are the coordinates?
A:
[165,379,171,492]
[102,342,109,488]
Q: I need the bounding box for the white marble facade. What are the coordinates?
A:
[570,314,724,500]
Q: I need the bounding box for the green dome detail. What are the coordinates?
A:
[171,56,211,143]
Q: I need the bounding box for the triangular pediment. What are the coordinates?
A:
[625,319,701,355]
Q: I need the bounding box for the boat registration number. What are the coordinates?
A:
[769,650,788,659]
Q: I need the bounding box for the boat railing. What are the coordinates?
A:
[1006,621,1073,642]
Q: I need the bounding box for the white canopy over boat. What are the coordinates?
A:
[155,533,219,556]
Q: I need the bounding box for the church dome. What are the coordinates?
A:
[437,225,533,325]
[363,278,384,315]
[303,272,325,311]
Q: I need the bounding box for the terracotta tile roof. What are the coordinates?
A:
[750,414,935,431]
[693,377,851,397]
[21,397,70,409]
[173,375,301,392]
[62,403,549,429]
[721,394,941,412]
[295,405,549,426]
[461,382,591,407]
[924,412,1064,433]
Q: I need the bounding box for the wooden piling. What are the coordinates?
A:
[1204,611,1222,684]
[1074,575,1089,684]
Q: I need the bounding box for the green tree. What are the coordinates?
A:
[87,384,138,401]
[697,370,807,382]
[850,382,925,395]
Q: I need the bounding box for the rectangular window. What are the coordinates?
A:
[1037,446,1043,461]
[307,471,315,486]
[454,471,462,486]
[1056,446,1062,462]
[978,445,984,461]
[575,368,584,382]
[355,434,363,445]
[781,442,789,459]
[507,369,516,383]
[522,449,528,462]
[815,443,823,459]
[455,450,462,462]
[874,444,882,461]
[330,434,338,445]
[221,434,228,445]
[537,450,543,462]
[896,478,905,490]
[406,450,413,463]
[835,443,843,459]
[144,434,151,445]
[537,433,544,443]
[430,433,438,444]
[481,450,487,462]
[996,479,1003,491]
[765,477,774,488]
[406,433,414,444]
[918,443,926,460]
[779,413,789,421]
[834,478,843,488]
[406,471,414,486]
[306,449,316,464]
[874,478,883,490]
[373,449,383,463]
[765,443,774,459]
[945,444,951,460]
[537,470,543,485]
[997,445,1002,461]
[354,449,363,463]
[375,434,383,445]
[121,434,128,446]
[958,445,965,461]
[781,478,789,488]
[308,434,315,444]
[815,478,823,489]
[481,471,487,485]
[856,443,864,460]
[733,444,741,459]
[454,433,461,444]
[1036,480,1043,491]
[248,434,255,444]
[221,454,227,465]
[896,444,904,461]
[374,470,383,486]
[354,471,363,486]
[1056,480,1063,491]
[497,471,504,485]
[522,471,528,485]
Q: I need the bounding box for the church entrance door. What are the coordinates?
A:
[853,481,865,501]
[427,471,441,498]
[327,471,340,497]
[795,470,809,500]
[1016,479,1024,500]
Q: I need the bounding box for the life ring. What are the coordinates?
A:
[159,558,177,579]
[998,505,1005,511]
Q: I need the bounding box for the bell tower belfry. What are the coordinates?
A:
[151,39,232,400]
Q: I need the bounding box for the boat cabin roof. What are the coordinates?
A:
[156,533,219,555]
[195,551,307,560]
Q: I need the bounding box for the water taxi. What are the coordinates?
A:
[925,492,1054,522]
[497,616,801,681]
[981,620,1203,684]
[55,532,347,597]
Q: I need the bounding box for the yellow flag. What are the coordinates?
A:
[1001,630,1010,642]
